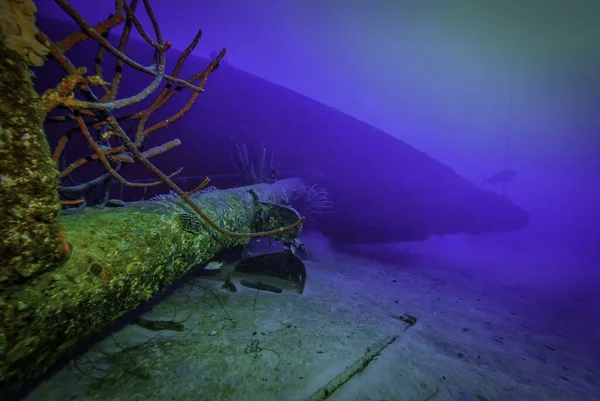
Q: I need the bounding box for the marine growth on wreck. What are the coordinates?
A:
[3,2,584,401]
[0,0,307,392]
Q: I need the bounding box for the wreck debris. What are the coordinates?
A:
[0,178,304,393]
[134,317,185,332]
[306,335,398,401]
[235,251,307,293]
[244,337,281,369]
[240,280,283,293]
[197,248,308,294]
[245,338,263,354]
[392,313,418,328]
[0,0,310,393]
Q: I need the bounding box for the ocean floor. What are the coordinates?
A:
[24,233,600,401]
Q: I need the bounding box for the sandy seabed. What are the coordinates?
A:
[24,234,599,401]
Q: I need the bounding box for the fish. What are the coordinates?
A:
[203,261,224,270]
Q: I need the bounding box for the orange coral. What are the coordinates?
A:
[41,0,304,238]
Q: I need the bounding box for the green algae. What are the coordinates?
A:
[0,39,67,286]
[0,180,304,392]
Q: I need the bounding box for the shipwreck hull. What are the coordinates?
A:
[36,18,529,245]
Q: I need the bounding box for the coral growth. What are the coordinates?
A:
[285,184,335,218]
[40,0,303,237]
[0,36,66,286]
[0,0,49,66]
[232,142,278,184]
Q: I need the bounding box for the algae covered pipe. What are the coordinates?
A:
[0,178,305,393]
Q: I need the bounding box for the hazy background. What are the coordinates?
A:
[38,1,599,289]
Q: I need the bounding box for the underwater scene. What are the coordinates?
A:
[0,1,599,400]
